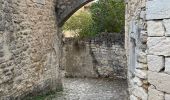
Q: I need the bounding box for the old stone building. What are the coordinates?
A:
[0,0,170,99]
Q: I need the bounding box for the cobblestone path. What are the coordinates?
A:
[45,78,129,100]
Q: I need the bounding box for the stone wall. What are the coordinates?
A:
[126,0,170,100]
[0,0,62,99]
[62,33,127,79]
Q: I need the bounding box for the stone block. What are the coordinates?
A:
[146,0,170,20]
[147,37,170,56]
[165,94,170,100]
[140,11,146,19]
[148,71,170,93]
[140,31,147,44]
[135,69,147,79]
[147,21,164,36]
[136,62,147,70]
[163,19,170,36]
[130,95,139,100]
[148,86,164,100]
[133,77,143,86]
[137,52,147,64]
[147,55,164,72]
[132,86,147,100]
[165,57,170,74]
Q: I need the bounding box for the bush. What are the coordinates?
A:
[63,11,97,38]
[62,0,125,38]
[90,0,125,33]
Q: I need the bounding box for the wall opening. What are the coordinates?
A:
[42,0,129,99]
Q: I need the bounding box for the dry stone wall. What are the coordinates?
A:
[126,0,170,100]
[0,0,62,99]
[62,33,127,79]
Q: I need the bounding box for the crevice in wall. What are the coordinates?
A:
[160,56,165,72]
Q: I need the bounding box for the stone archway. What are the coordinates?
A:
[59,1,127,79]
[56,0,94,26]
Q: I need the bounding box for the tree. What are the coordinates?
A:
[62,0,125,39]
[90,0,125,33]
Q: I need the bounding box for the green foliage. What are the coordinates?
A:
[62,0,125,38]
[63,11,97,38]
[90,0,125,33]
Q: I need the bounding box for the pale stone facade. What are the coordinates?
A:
[126,0,170,100]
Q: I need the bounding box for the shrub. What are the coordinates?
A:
[62,0,125,38]
[90,0,125,33]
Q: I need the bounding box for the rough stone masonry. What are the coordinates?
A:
[126,0,170,100]
[0,0,62,99]
[62,33,127,79]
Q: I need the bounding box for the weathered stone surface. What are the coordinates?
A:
[147,21,164,36]
[146,0,170,20]
[163,19,170,36]
[147,37,170,56]
[137,52,147,64]
[133,77,143,86]
[148,71,170,93]
[62,33,127,78]
[140,31,147,44]
[135,69,147,79]
[0,0,62,99]
[136,62,147,70]
[132,86,147,100]
[147,55,164,72]
[148,86,164,100]
[32,0,45,4]
[165,57,170,74]
[130,95,139,100]
[165,94,170,100]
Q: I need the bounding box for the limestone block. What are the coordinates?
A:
[140,31,147,44]
[148,86,164,100]
[146,0,170,20]
[147,21,164,36]
[130,95,139,100]
[140,11,146,19]
[165,94,170,100]
[147,37,170,56]
[148,71,170,93]
[165,57,170,74]
[136,63,147,70]
[163,19,170,36]
[135,69,147,79]
[137,52,147,64]
[133,77,143,86]
[132,86,147,100]
[147,55,164,72]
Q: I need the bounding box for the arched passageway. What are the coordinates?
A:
[46,1,129,100]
